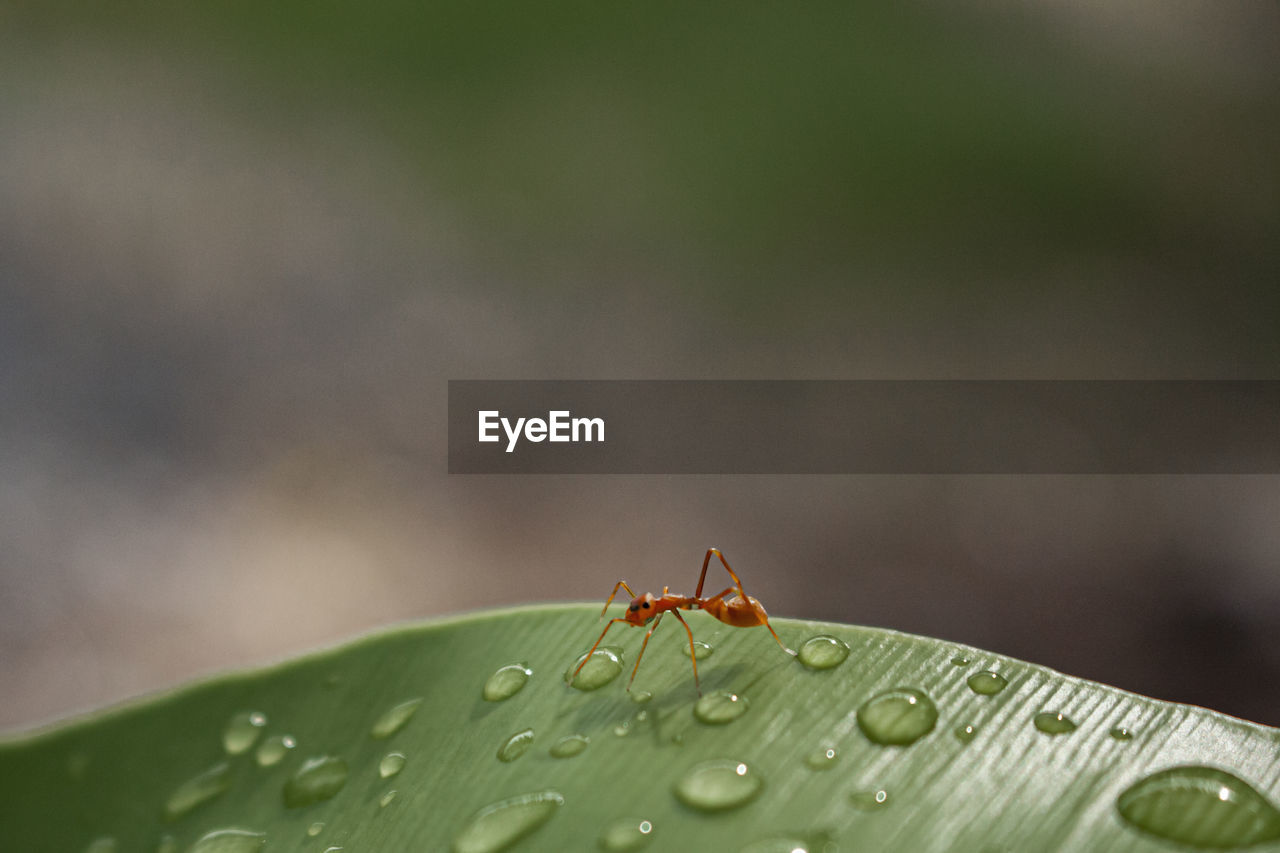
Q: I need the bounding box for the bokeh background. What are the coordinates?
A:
[2,2,1278,730]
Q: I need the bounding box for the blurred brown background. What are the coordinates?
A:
[2,1,1278,730]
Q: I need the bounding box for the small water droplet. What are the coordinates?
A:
[164,762,231,821]
[797,635,850,670]
[452,790,564,853]
[156,835,178,853]
[283,756,349,808]
[380,789,398,808]
[371,698,423,739]
[850,789,890,811]
[966,671,1008,695]
[222,711,267,755]
[565,646,624,691]
[599,817,654,851]
[1033,712,1077,735]
[682,641,714,660]
[254,733,296,767]
[1111,726,1134,741]
[693,691,749,725]
[323,847,342,853]
[307,822,324,837]
[613,721,631,737]
[379,752,407,778]
[550,734,590,758]
[631,691,653,704]
[856,688,938,745]
[483,663,533,702]
[673,760,762,812]
[497,728,535,762]
[1117,766,1280,849]
[740,839,811,853]
[804,746,838,770]
[954,724,977,743]
[189,828,266,853]
[84,838,116,853]
[950,654,971,666]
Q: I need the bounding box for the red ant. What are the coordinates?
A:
[569,548,796,694]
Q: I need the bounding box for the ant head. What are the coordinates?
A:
[625,592,657,625]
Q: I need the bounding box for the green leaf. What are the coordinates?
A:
[2,605,1278,852]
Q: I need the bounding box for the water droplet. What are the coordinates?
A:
[682,640,714,660]
[380,752,407,778]
[371,698,423,739]
[307,822,324,837]
[856,688,938,745]
[599,817,654,851]
[966,671,1008,695]
[797,635,850,670]
[1033,712,1077,735]
[380,789,398,808]
[67,752,90,781]
[189,828,266,853]
[1111,726,1134,741]
[254,733,296,767]
[613,721,632,737]
[673,760,763,812]
[84,838,116,853]
[323,847,342,853]
[497,728,535,762]
[550,734,590,758]
[1117,766,1280,849]
[156,835,178,853]
[740,839,811,853]
[452,790,564,853]
[221,711,267,755]
[950,654,971,666]
[850,789,890,810]
[163,762,231,821]
[483,663,532,702]
[323,674,341,688]
[631,691,653,704]
[804,746,838,770]
[693,691,749,725]
[954,724,977,743]
[283,756,349,808]
[565,646,624,691]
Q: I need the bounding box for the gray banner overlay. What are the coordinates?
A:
[448,381,1280,474]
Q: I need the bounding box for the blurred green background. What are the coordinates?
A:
[2,1,1278,729]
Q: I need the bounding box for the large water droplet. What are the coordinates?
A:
[850,789,890,811]
[164,762,231,821]
[380,752,407,778]
[797,635,850,670]
[682,641,714,660]
[856,688,938,745]
[452,790,564,853]
[693,691,749,725]
[1117,766,1280,849]
[1033,712,1077,735]
[673,760,763,812]
[550,734,590,758]
[804,746,838,770]
[565,646,624,691]
[371,698,423,739]
[255,734,296,767]
[189,828,266,853]
[283,756,349,808]
[483,663,532,702]
[599,817,654,851]
[222,711,267,755]
[84,838,116,853]
[966,671,1007,695]
[497,728,535,762]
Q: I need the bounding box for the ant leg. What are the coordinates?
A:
[598,580,637,619]
[694,548,723,598]
[626,613,665,691]
[571,617,627,685]
[671,609,701,695]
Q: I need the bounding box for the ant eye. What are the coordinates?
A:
[642,601,651,609]
[629,604,639,612]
